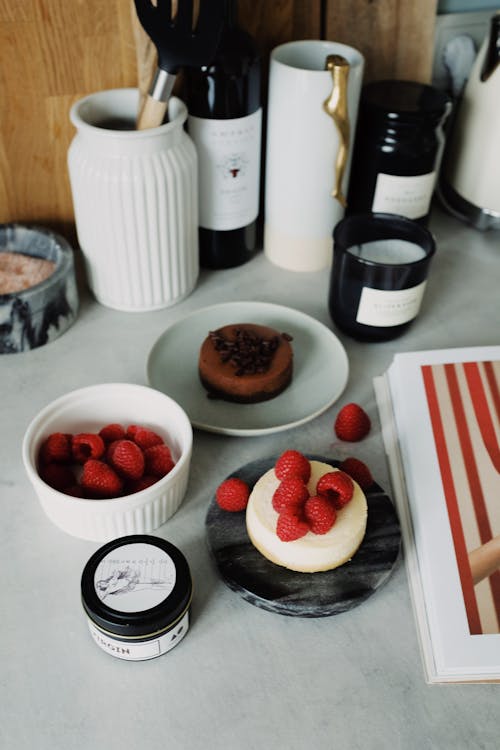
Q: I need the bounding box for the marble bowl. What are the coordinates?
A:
[0,223,79,354]
[22,383,193,542]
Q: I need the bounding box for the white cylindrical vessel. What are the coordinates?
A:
[68,89,199,311]
[264,41,364,272]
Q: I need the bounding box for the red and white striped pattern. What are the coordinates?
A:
[422,360,500,635]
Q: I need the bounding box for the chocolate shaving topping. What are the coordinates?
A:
[209,327,292,376]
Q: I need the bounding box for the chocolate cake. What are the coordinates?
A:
[198,323,293,404]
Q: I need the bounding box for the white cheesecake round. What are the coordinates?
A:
[246,460,368,573]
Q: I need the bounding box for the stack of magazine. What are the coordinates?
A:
[374,345,500,683]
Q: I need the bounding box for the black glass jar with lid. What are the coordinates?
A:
[347,81,451,225]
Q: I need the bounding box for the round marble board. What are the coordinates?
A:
[205,456,401,618]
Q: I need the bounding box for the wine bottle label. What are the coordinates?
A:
[371,172,436,219]
[356,281,427,327]
[188,110,262,231]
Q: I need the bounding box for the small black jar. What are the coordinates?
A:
[347,81,451,225]
[328,213,436,342]
[81,535,192,661]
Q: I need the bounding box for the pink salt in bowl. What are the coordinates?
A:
[0,223,78,354]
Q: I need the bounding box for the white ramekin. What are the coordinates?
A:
[22,383,193,541]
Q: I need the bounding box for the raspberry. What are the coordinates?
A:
[39,463,75,491]
[272,477,309,513]
[72,433,105,463]
[131,427,164,450]
[276,509,310,541]
[99,423,126,443]
[216,477,250,512]
[334,403,371,442]
[81,459,123,498]
[107,439,145,480]
[340,457,374,490]
[126,425,141,439]
[39,432,72,464]
[125,475,159,494]
[144,444,175,478]
[316,470,354,509]
[304,495,337,535]
[275,450,311,483]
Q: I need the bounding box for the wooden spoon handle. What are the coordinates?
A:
[136,95,168,130]
[130,0,157,118]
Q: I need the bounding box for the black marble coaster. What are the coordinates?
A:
[205,455,401,618]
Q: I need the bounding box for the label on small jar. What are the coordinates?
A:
[94,542,176,612]
[188,110,262,231]
[356,281,427,327]
[87,610,189,661]
[372,172,436,219]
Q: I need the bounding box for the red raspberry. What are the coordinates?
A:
[99,423,126,443]
[144,444,175,478]
[340,457,374,490]
[81,459,123,498]
[126,425,141,439]
[125,475,159,495]
[334,403,371,442]
[39,463,75,491]
[72,433,105,463]
[215,477,250,512]
[316,470,354,509]
[107,439,145,480]
[276,509,310,541]
[131,427,164,450]
[272,477,309,513]
[304,495,337,535]
[275,450,311,483]
[39,432,72,464]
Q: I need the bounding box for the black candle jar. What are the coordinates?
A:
[81,535,192,661]
[347,81,451,225]
[328,213,436,342]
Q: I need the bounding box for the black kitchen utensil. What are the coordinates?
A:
[133,0,225,129]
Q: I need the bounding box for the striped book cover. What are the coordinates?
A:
[422,360,500,636]
[375,346,500,682]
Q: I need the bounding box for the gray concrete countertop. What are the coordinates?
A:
[2,206,499,750]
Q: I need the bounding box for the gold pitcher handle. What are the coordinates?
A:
[322,54,350,208]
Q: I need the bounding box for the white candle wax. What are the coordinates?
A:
[347,238,427,264]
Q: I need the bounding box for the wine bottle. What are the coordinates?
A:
[183,0,262,269]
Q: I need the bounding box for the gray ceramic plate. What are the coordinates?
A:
[147,301,349,436]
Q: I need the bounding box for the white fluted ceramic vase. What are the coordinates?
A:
[68,89,198,311]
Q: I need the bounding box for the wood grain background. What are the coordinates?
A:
[0,0,437,234]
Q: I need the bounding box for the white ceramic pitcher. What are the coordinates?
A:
[68,89,198,311]
[264,41,364,272]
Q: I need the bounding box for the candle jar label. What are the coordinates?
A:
[356,281,427,327]
[372,172,436,220]
[94,542,176,611]
[87,610,189,661]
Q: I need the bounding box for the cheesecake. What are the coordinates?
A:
[246,460,368,573]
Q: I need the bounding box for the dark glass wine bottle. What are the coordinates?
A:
[183,0,262,269]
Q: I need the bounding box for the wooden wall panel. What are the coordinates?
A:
[324,0,438,83]
[0,0,137,233]
[0,0,436,232]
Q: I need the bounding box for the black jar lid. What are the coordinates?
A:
[81,535,192,639]
[361,80,451,122]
